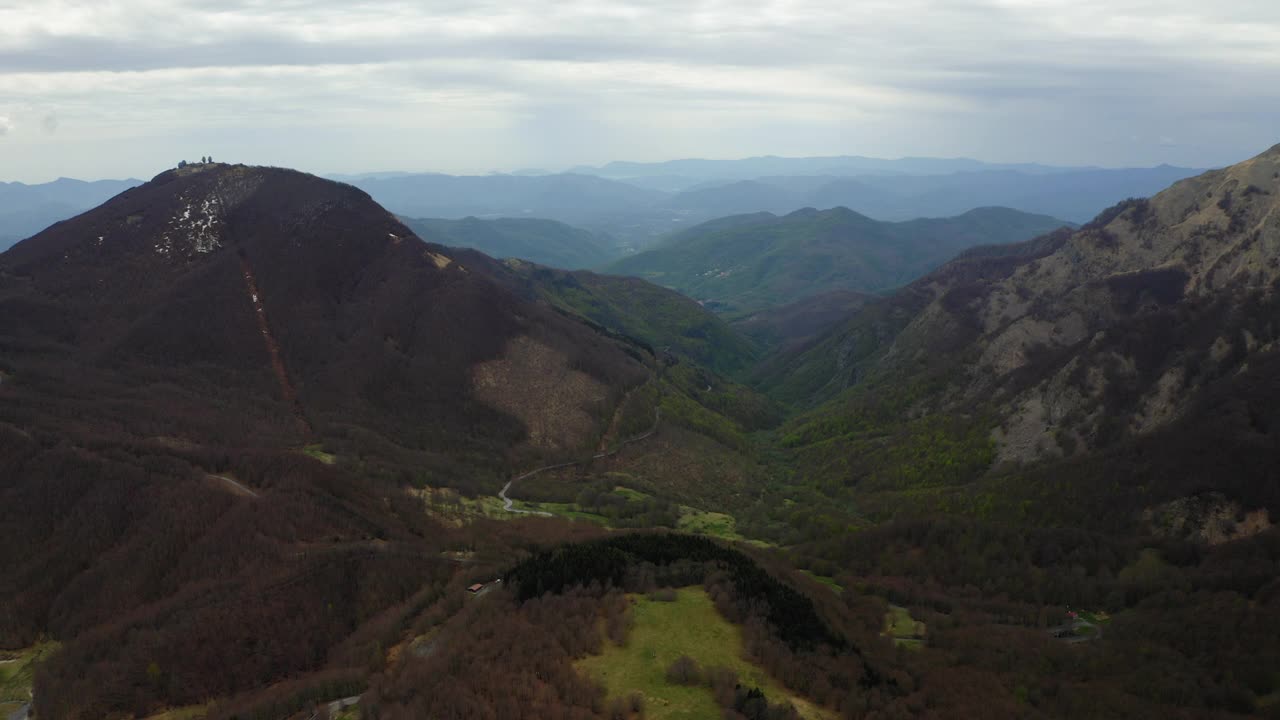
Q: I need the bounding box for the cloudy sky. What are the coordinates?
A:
[1,0,1278,182]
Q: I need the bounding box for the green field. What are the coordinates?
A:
[576,588,828,720]
[884,605,925,648]
[301,444,337,464]
[0,641,60,707]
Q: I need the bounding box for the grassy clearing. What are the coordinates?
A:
[301,444,337,464]
[800,571,843,594]
[676,508,743,540]
[883,605,925,648]
[0,641,60,703]
[576,588,829,720]
[417,487,512,525]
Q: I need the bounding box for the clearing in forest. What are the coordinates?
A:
[576,587,830,720]
[883,605,926,647]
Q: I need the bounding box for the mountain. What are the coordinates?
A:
[760,143,1280,534]
[0,162,666,716]
[606,206,1070,314]
[404,216,618,269]
[0,177,142,250]
[493,260,760,377]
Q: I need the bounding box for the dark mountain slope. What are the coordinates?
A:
[0,163,658,717]
[730,289,874,350]
[606,205,1069,314]
[1,163,647,462]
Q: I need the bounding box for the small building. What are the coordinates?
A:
[467,583,485,593]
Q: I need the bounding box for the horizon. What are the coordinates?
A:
[3,1,1278,183]
[0,148,1236,186]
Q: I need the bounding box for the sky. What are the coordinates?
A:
[1,0,1278,182]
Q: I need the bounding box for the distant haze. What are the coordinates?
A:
[2,1,1278,182]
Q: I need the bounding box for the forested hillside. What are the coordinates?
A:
[607,206,1068,315]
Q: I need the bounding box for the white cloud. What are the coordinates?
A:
[0,0,1277,180]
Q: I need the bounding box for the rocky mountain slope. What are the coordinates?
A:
[763,144,1280,533]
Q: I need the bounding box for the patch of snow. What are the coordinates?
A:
[160,192,223,256]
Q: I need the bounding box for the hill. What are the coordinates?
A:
[606,206,1069,315]
[490,260,759,377]
[404,215,618,269]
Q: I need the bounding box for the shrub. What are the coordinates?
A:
[665,654,703,685]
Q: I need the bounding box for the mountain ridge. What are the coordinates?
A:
[606,205,1070,315]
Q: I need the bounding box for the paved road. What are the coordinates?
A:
[498,407,660,516]
[7,702,29,720]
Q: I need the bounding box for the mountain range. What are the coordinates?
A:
[0,177,141,250]
[3,148,1279,719]
[337,159,1202,251]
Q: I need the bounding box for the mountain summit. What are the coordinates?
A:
[0,163,648,464]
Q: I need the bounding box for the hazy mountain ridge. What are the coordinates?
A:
[606,205,1070,314]
[334,160,1201,250]
[0,176,142,250]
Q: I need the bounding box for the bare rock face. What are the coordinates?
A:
[1143,493,1273,545]
[874,145,1280,461]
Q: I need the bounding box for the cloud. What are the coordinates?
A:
[0,0,1277,180]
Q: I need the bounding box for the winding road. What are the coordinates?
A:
[499,406,661,516]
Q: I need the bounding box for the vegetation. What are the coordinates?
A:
[577,588,818,720]
[607,206,1066,315]
[516,263,760,376]
[405,216,618,270]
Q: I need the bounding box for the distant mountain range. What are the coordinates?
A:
[606,206,1070,315]
[567,154,1107,181]
[0,156,1201,257]
[0,177,142,250]
[332,158,1203,251]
